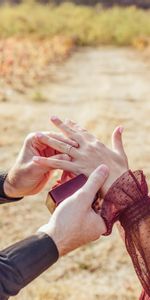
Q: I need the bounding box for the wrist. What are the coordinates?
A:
[38,224,64,257]
[3,174,24,198]
[102,166,129,197]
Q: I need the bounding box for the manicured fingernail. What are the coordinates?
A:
[119,126,124,134]
[51,115,58,121]
[98,164,109,176]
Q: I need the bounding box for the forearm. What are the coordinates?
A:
[0,232,59,299]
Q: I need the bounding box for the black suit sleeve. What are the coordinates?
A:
[0,233,59,300]
[0,172,23,204]
[0,173,59,299]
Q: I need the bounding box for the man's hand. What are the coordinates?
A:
[38,165,109,256]
[4,132,77,198]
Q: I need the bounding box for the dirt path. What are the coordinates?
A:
[0,47,150,300]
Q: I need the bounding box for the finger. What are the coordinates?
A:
[33,153,71,162]
[81,165,109,206]
[65,119,76,127]
[36,133,78,157]
[34,130,78,147]
[47,132,78,148]
[52,154,72,160]
[50,116,83,143]
[112,126,126,156]
[65,119,96,143]
[51,116,76,136]
[33,156,77,173]
[65,119,88,133]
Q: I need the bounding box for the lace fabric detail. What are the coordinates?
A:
[140,290,150,300]
[120,196,150,229]
[101,169,150,297]
[120,196,150,296]
[101,170,148,235]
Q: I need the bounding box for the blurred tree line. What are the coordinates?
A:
[0,0,150,8]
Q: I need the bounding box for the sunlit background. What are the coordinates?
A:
[0,0,150,299]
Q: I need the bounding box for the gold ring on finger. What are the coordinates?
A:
[66,144,74,155]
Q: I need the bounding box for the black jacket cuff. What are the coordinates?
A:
[0,172,23,204]
[0,232,59,298]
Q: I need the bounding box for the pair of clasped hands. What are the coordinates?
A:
[4,116,128,256]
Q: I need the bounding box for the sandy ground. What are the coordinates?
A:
[0,47,150,300]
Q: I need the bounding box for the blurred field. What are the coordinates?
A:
[0,3,150,46]
[0,36,75,93]
[0,45,150,300]
[0,3,150,95]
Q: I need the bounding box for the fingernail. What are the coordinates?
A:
[98,165,109,176]
[119,126,124,134]
[51,115,58,122]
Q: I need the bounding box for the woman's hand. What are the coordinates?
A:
[35,117,128,197]
[4,131,77,198]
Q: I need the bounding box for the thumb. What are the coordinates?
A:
[82,165,109,206]
[112,126,125,156]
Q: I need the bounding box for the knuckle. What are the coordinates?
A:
[59,141,66,149]
[25,132,36,144]
[97,141,105,149]
[75,133,83,142]
[52,160,61,168]
[85,144,94,152]
[85,131,94,139]
[94,140,102,148]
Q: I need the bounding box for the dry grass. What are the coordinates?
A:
[0,3,150,46]
[0,36,75,94]
[0,3,150,94]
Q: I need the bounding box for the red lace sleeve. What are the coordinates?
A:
[101,170,150,296]
[140,290,150,300]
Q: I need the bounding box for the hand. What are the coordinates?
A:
[35,117,128,197]
[38,165,109,256]
[4,131,77,198]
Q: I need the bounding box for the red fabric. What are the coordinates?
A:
[101,170,150,297]
[140,290,150,300]
[101,170,148,235]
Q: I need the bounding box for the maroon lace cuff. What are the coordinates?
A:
[101,169,150,296]
[140,290,150,300]
[101,170,148,235]
[120,196,150,230]
[119,196,150,297]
